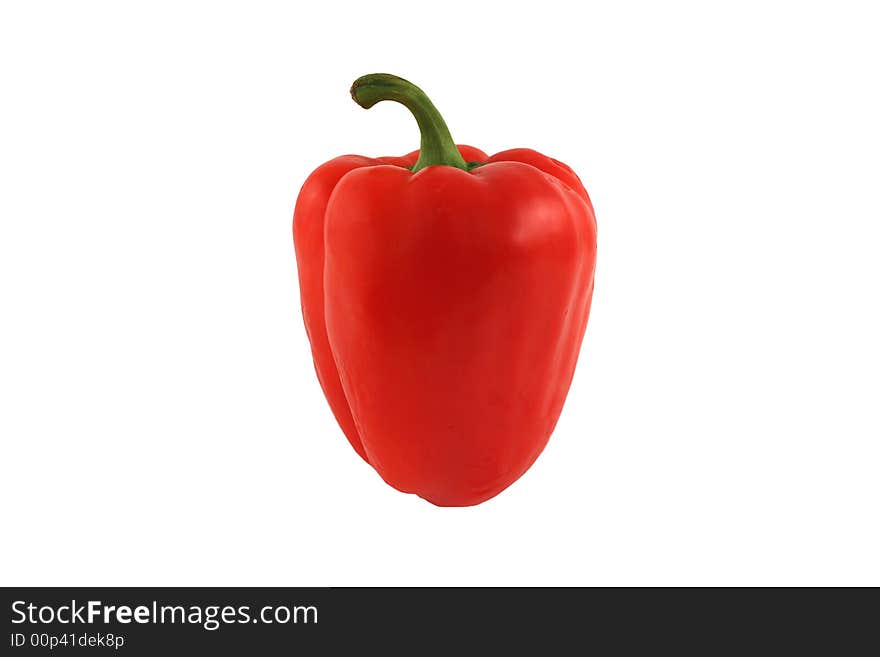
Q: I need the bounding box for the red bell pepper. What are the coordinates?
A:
[293,74,597,506]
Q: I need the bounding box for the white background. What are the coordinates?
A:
[1,1,878,586]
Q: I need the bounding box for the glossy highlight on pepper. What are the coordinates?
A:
[293,74,597,506]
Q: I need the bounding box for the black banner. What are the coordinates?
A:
[1,587,874,653]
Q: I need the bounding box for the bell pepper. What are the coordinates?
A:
[293,74,597,506]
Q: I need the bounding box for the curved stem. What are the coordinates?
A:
[350,73,468,173]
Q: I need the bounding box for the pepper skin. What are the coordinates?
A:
[293,74,596,506]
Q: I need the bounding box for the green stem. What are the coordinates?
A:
[350,73,468,173]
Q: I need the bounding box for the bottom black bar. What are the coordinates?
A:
[1,587,874,653]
